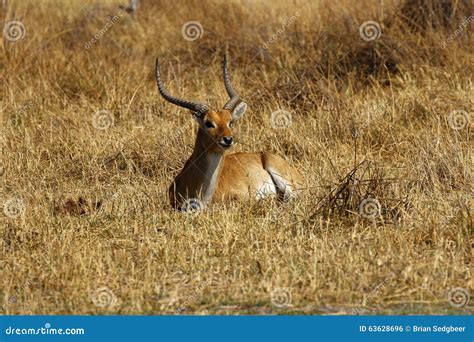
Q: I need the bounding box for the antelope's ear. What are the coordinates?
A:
[231,102,247,121]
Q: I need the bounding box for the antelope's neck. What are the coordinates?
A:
[188,131,224,203]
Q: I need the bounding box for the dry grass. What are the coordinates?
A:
[0,0,472,315]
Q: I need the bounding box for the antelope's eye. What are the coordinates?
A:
[204,120,215,129]
[229,121,234,128]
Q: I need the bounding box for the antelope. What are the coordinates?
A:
[155,54,304,211]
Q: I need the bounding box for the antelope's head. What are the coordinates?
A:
[155,54,247,153]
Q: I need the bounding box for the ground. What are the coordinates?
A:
[0,0,472,314]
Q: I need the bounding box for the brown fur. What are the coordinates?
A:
[169,109,304,209]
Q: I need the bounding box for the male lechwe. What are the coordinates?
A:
[155,54,303,211]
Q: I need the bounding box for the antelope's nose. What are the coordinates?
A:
[222,136,233,146]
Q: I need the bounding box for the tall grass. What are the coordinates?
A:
[0,0,472,314]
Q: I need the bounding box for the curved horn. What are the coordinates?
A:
[155,58,209,115]
[222,54,241,111]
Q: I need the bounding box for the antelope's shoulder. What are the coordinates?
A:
[224,152,263,164]
[212,159,273,202]
[219,152,273,188]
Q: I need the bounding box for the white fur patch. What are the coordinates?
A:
[265,166,294,201]
[255,180,277,199]
[201,153,223,203]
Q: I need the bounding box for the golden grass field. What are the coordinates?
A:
[0,0,472,315]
